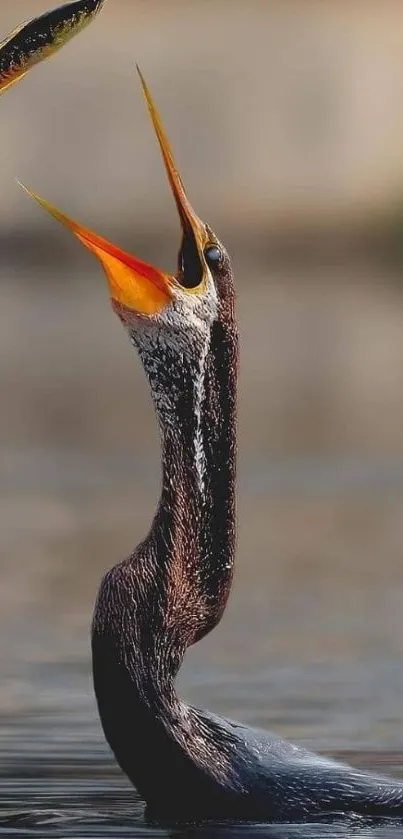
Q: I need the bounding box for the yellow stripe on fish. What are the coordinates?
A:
[0,0,106,95]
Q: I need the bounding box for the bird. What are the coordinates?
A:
[0,0,106,97]
[21,69,403,826]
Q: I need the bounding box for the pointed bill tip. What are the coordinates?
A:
[16,179,42,200]
[17,180,77,231]
[17,179,48,211]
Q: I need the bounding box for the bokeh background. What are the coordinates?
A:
[3,0,403,771]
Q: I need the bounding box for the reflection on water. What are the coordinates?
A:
[2,268,403,835]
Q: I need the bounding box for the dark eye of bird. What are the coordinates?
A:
[204,245,221,266]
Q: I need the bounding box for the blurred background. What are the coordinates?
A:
[3,0,403,781]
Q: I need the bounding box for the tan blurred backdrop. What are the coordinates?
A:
[3,1,403,236]
[1,0,403,451]
[2,1,403,748]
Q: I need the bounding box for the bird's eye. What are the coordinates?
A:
[204,245,221,266]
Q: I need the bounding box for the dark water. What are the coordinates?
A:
[3,272,403,836]
[3,726,403,839]
[2,718,403,839]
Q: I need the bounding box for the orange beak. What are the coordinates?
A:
[0,0,106,96]
[19,67,208,316]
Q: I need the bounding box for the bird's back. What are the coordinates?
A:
[185,708,403,824]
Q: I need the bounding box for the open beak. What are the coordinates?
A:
[20,67,208,317]
[0,0,106,96]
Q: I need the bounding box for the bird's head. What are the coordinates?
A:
[21,69,236,420]
[21,70,237,424]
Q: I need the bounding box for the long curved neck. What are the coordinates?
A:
[92,309,239,807]
[152,317,238,646]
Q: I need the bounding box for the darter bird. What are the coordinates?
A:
[20,69,403,826]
